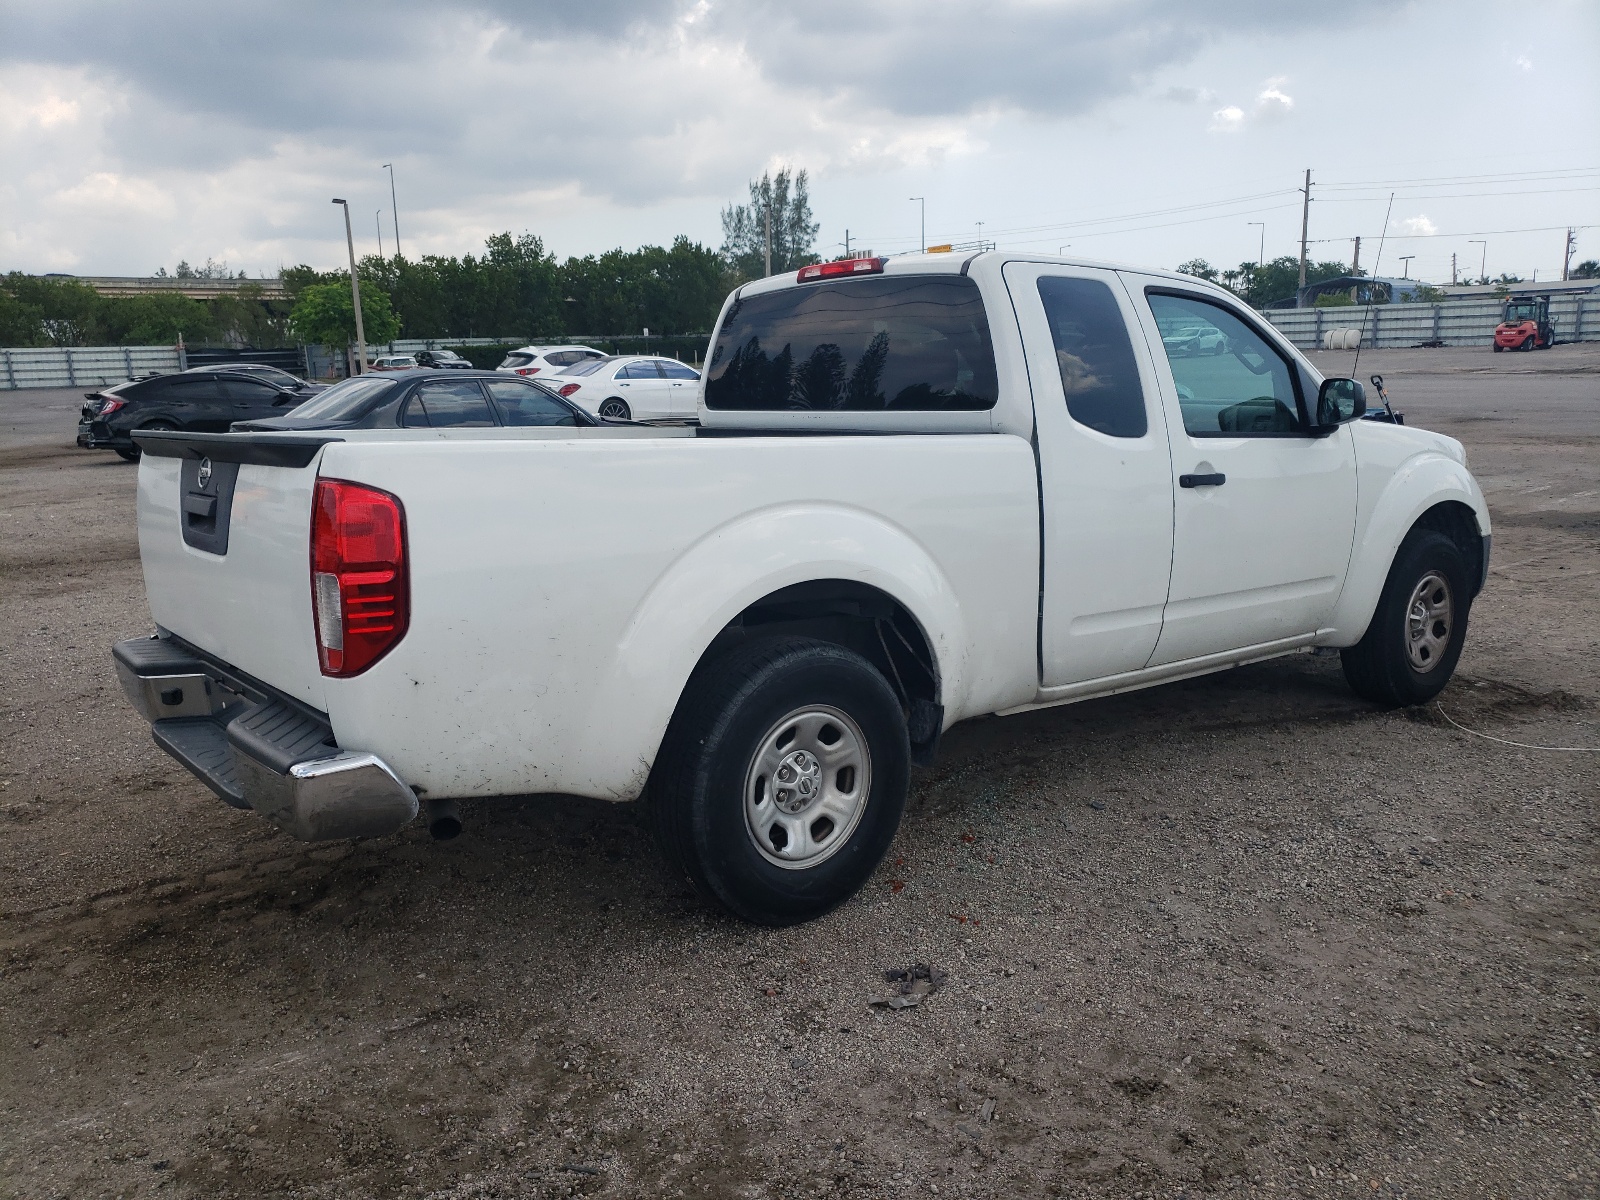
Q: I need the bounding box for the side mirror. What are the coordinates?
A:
[1316,377,1366,426]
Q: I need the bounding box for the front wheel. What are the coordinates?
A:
[1341,529,1471,706]
[649,636,909,926]
[598,398,630,420]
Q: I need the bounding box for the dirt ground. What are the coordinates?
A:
[2,346,1597,1199]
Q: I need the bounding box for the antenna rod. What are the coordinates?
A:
[1352,193,1394,380]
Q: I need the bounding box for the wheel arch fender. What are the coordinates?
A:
[1326,451,1489,644]
[575,503,971,795]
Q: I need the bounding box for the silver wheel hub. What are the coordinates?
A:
[1405,570,1453,672]
[744,705,870,870]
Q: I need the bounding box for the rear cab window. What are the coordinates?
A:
[704,275,998,411]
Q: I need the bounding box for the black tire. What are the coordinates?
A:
[118,419,177,461]
[1492,343,1503,353]
[1521,335,1535,352]
[598,398,630,420]
[649,636,909,926]
[114,447,140,462]
[1341,529,1471,706]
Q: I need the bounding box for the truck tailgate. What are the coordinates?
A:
[135,433,333,711]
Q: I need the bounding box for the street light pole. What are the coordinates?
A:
[331,198,368,374]
[1247,222,1265,269]
[382,163,402,260]
[910,197,925,252]
[375,210,384,260]
[1398,255,1414,279]
[1469,239,1487,283]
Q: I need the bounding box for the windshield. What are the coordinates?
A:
[284,375,397,423]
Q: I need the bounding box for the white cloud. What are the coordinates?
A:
[1399,215,1438,236]
[1515,53,1533,70]
[1255,78,1295,121]
[1209,105,1245,132]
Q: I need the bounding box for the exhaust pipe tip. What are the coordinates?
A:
[424,796,462,841]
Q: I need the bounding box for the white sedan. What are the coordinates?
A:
[496,344,606,378]
[551,355,701,421]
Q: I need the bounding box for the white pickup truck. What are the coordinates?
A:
[115,252,1489,925]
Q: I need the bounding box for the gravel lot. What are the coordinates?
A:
[2,347,1597,1199]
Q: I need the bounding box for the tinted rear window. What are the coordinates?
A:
[562,358,612,378]
[287,376,397,423]
[705,275,998,412]
[500,353,534,368]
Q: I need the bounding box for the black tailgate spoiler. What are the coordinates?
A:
[131,430,342,469]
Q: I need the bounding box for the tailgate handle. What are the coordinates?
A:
[183,492,218,519]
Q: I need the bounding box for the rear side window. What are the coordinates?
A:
[404,380,495,428]
[1036,277,1147,438]
[619,361,661,379]
[659,360,699,379]
[705,275,998,411]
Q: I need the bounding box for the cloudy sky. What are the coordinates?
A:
[2,0,1596,284]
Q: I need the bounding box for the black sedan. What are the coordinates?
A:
[78,370,314,461]
[413,348,473,370]
[184,362,325,396]
[231,369,597,432]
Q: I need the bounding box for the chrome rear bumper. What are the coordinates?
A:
[113,635,418,841]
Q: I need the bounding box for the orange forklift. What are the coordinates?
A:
[1493,294,1557,352]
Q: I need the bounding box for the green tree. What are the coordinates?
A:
[720,167,819,280]
[1571,259,1600,280]
[1176,258,1220,282]
[289,280,401,349]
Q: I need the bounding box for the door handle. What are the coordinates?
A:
[1179,472,1227,488]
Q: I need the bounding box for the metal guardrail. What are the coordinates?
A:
[0,345,182,390]
[1264,295,1600,349]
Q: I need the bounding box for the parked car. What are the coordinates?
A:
[77,370,311,461]
[551,355,701,420]
[185,362,324,395]
[231,369,596,432]
[496,345,606,377]
[115,251,1488,927]
[370,354,419,371]
[414,348,473,370]
[1159,325,1227,356]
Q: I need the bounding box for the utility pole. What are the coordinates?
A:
[1296,169,1312,304]
[331,199,368,374]
[375,211,384,260]
[1352,236,1361,275]
[763,200,772,277]
[844,229,851,257]
[910,196,925,253]
[1451,252,1458,285]
[382,164,402,259]
[1564,227,1576,280]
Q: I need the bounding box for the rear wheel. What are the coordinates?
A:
[1521,335,1536,352]
[649,636,909,926]
[117,419,177,462]
[1492,342,1503,353]
[598,398,630,420]
[1341,529,1471,706]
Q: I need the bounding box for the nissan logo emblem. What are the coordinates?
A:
[197,458,212,488]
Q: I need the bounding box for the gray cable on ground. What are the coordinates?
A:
[1436,703,1600,751]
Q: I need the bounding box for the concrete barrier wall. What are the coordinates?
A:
[1264,295,1600,349]
[0,345,182,390]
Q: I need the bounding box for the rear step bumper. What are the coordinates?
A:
[113,635,418,841]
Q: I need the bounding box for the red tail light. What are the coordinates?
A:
[99,397,126,415]
[310,479,408,677]
[797,257,885,283]
[515,366,540,375]
[558,383,580,397]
